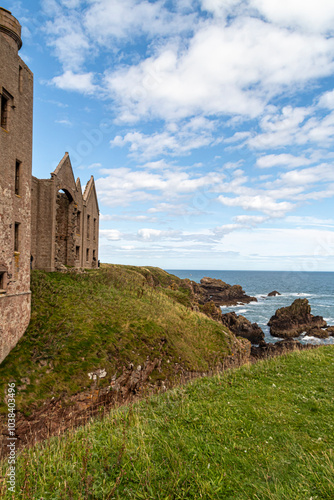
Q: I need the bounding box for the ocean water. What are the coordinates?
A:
[166,270,334,345]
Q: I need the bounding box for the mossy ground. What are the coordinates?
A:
[0,265,233,415]
[1,346,333,499]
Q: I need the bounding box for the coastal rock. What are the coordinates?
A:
[198,277,257,307]
[268,299,327,339]
[326,326,334,336]
[251,339,313,359]
[221,312,264,344]
[306,328,329,339]
[268,291,281,297]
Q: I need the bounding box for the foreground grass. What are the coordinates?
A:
[1,346,333,499]
[0,266,234,415]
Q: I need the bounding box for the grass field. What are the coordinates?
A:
[0,265,237,415]
[1,346,333,499]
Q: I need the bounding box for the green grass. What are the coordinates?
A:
[0,265,236,415]
[1,346,333,499]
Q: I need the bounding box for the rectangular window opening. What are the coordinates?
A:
[87,215,90,239]
[19,66,23,92]
[76,246,80,260]
[86,248,89,261]
[14,222,20,252]
[15,160,21,195]
[93,218,96,240]
[0,272,5,291]
[1,92,9,130]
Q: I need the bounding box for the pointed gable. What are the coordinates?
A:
[51,152,78,201]
[83,175,99,212]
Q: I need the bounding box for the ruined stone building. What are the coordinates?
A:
[31,153,99,272]
[0,8,99,363]
[0,7,33,363]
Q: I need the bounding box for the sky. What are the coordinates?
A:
[3,0,334,271]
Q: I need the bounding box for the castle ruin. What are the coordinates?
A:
[0,8,99,363]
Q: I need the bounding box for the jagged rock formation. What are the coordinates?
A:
[221,312,264,344]
[268,298,327,338]
[268,291,281,297]
[184,277,257,307]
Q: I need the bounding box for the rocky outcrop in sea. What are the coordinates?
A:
[268,298,328,338]
[184,277,257,307]
[221,312,264,344]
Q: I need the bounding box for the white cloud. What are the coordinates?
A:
[110,121,216,159]
[105,16,334,123]
[50,70,98,94]
[251,0,334,34]
[100,229,122,240]
[256,153,311,169]
[137,228,179,241]
[277,164,334,186]
[218,194,294,217]
[233,215,269,226]
[318,90,334,109]
[96,167,226,207]
[55,118,73,127]
[84,0,196,42]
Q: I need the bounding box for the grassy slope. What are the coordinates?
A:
[0,265,237,415]
[1,346,333,499]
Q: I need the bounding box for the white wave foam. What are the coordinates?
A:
[282,292,313,298]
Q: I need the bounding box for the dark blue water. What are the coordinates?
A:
[166,270,334,345]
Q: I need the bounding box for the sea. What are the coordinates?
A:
[166,270,334,346]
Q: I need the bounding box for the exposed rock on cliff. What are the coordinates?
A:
[221,312,264,344]
[185,277,257,307]
[268,299,327,338]
[251,339,314,359]
[268,291,281,297]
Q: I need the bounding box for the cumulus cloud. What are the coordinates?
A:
[95,167,226,207]
[110,119,217,159]
[105,18,334,122]
[218,194,294,217]
[256,154,311,169]
[50,70,98,94]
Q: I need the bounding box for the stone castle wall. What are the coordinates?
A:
[0,8,100,364]
[0,8,33,363]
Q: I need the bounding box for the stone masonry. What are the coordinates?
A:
[31,153,99,271]
[0,9,99,363]
[0,8,33,363]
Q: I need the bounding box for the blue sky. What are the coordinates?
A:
[3,0,334,271]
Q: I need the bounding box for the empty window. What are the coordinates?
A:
[76,246,80,260]
[0,272,5,291]
[93,249,96,261]
[86,248,89,261]
[14,222,20,252]
[15,160,21,195]
[76,211,81,234]
[1,92,9,130]
[19,66,23,92]
[87,215,90,239]
[93,218,96,240]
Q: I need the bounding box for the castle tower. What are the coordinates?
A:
[0,8,33,363]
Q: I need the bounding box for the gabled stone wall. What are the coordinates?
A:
[31,153,99,272]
